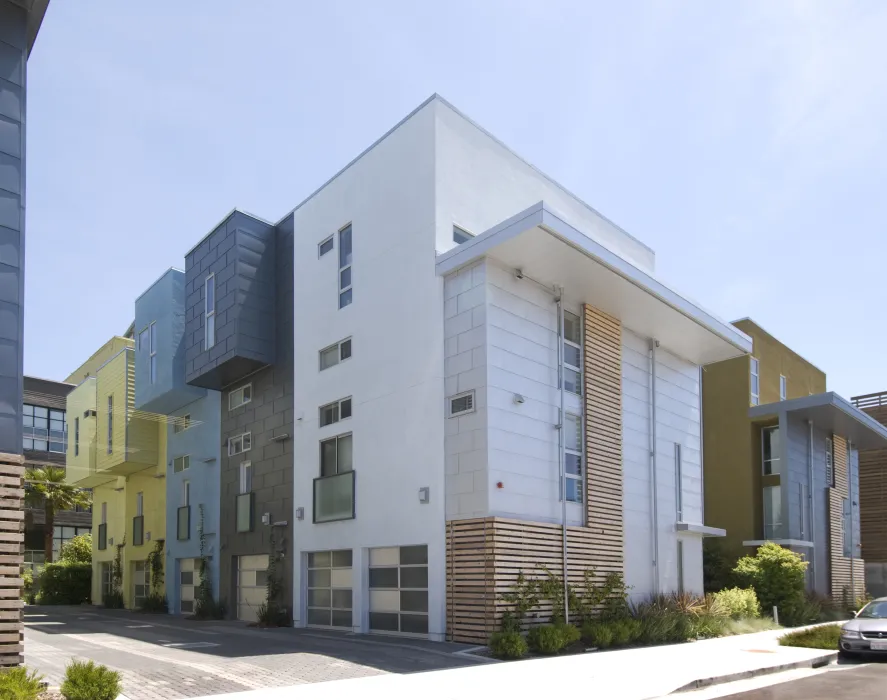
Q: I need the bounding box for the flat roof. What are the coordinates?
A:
[436,202,752,365]
[749,392,887,451]
[731,317,826,376]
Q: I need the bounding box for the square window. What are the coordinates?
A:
[340,267,351,289]
[564,343,581,368]
[563,311,581,345]
[308,551,331,568]
[565,478,582,503]
[339,288,352,309]
[563,368,581,395]
[331,549,352,568]
[320,345,339,370]
[181,571,194,586]
[307,608,331,626]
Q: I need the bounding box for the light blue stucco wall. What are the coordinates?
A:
[165,392,221,613]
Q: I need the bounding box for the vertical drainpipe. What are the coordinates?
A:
[849,439,856,600]
[556,288,569,622]
[807,420,816,588]
[698,366,704,525]
[649,340,660,595]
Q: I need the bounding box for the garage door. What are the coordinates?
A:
[368,545,428,636]
[132,561,148,609]
[237,554,269,622]
[306,550,353,628]
[179,558,199,615]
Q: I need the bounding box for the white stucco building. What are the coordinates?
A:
[287,95,752,642]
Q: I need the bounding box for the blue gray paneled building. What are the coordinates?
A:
[0,0,49,455]
[135,269,221,614]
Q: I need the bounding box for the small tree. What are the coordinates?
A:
[24,466,91,563]
[733,543,807,618]
[59,533,93,565]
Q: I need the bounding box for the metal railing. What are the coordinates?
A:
[313,471,355,523]
[851,391,887,409]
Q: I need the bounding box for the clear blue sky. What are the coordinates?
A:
[23,1,887,397]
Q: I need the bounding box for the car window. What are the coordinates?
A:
[858,601,887,618]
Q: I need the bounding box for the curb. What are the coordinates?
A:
[673,652,837,693]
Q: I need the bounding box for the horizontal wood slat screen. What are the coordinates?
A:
[447,517,624,643]
[0,453,23,666]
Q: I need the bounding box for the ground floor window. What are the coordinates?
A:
[306,550,353,628]
[368,545,428,636]
[101,562,112,598]
[132,561,148,608]
[53,525,91,560]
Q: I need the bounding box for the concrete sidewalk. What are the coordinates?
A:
[189,627,836,700]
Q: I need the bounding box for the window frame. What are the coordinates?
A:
[762,426,779,476]
[22,403,66,453]
[318,235,334,258]
[182,480,190,508]
[447,391,475,418]
[319,397,353,428]
[149,321,157,384]
[228,432,252,457]
[750,357,760,406]
[136,492,144,517]
[239,461,253,494]
[173,455,190,473]
[338,224,353,309]
[320,433,353,477]
[205,274,216,350]
[562,310,582,396]
[563,412,583,503]
[319,338,352,371]
[229,384,253,411]
[779,374,787,401]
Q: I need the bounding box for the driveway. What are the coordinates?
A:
[24,606,485,699]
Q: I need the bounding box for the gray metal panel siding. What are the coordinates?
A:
[218,214,293,619]
[0,1,26,455]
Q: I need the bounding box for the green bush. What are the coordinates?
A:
[36,562,91,605]
[714,587,761,619]
[489,631,528,659]
[610,617,642,646]
[581,621,614,649]
[60,660,121,700]
[138,593,168,614]
[21,568,34,603]
[781,594,823,627]
[555,622,581,646]
[58,533,92,565]
[733,543,807,620]
[102,591,124,609]
[722,617,782,635]
[527,624,568,654]
[0,666,44,700]
[636,609,694,645]
[691,613,727,639]
[779,624,841,650]
[255,602,289,627]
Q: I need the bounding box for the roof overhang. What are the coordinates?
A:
[10,0,50,56]
[677,522,726,537]
[743,539,814,549]
[749,392,887,451]
[435,202,752,365]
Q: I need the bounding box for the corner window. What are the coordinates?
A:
[319,338,352,371]
[564,413,582,503]
[762,426,779,475]
[779,374,787,401]
[320,397,352,427]
[453,226,474,244]
[338,224,352,309]
[173,455,190,473]
[750,357,760,406]
[562,311,582,395]
[228,432,252,456]
[320,434,353,477]
[319,235,334,257]
[173,414,191,434]
[205,274,216,350]
[826,437,834,487]
[229,384,252,411]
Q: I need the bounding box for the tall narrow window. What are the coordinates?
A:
[763,485,782,539]
[563,413,582,502]
[779,374,787,401]
[107,395,113,453]
[205,274,216,349]
[750,357,760,406]
[562,311,582,395]
[149,321,157,384]
[239,461,253,494]
[842,498,852,557]
[338,224,352,309]
[74,417,79,457]
[826,437,834,487]
[676,540,685,595]
[762,426,779,475]
[675,443,683,521]
[182,480,190,507]
[136,492,143,517]
[101,502,107,524]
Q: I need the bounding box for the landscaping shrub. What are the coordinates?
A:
[60,660,121,700]
[102,591,124,609]
[138,592,168,614]
[691,613,727,639]
[635,608,694,645]
[722,617,782,636]
[58,534,92,565]
[255,601,289,627]
[0,666,43,700]
[781,593,823,627]
[733,543,807,620]
[489,631,528,659]
[713,587,761,619]
[610,617,642,646]
[21,568,33,603]
[555,622,581,646]
[703,540,735,593]
[193,596,226,620]
[581,621,614,649]
[527,624,568,654]
[778,624,841,650]
[36,562,91,605]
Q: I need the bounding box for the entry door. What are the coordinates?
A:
[179,558,199,614]
[132,561,148,608]
[306,550,353,628]
[237,554,269,622]
[368,545,429,636]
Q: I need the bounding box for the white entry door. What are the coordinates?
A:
[237,554,269,622]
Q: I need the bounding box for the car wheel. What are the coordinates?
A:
[838,649,858,662]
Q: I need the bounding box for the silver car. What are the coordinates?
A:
[840,597,887,657]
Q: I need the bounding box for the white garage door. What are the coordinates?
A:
[368,545,428,636]
[237,554,269,622]
[306,549,353,628]
[179,558,199,615]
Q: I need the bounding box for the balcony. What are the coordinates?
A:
[132,516,144,546]
[236,492,254,533]
[313,471,355,523]
[177,506,190,541]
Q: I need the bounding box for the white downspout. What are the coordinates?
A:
[807,420,816,588]
[649,339,660,595]
[556,289,569,622]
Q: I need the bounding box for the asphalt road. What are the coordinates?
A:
[719,661,887,699]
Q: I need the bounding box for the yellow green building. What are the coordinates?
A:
[65,335,167,608]
[703,318,887,600]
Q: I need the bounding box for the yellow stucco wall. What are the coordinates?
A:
[64,379,97,485]
[91,483,124,605]
[703,319,826,561]
[64,336,132,385]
